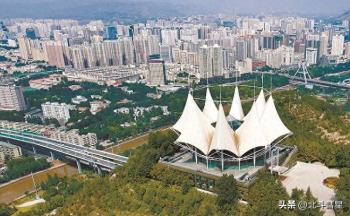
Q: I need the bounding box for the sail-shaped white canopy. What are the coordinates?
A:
[228,86,245,121]
[244,89,266,121]
[173,87,293,159]
[173,93,214,154]
[203,88,219,124]
[236,102,269,156]
[209,104,239,156]
[260,96,292,146]
[255,89,266,118]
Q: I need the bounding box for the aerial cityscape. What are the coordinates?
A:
[0,0,350,215]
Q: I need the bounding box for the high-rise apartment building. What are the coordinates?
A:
[18,34,32,60]
[44,41,66,68]
[25,27,36,40]
[199,45,212,79]
[160,44,172,62]
[161,29,177,46]
[0,83,27,111]
[235,40,247,61]
[104,26,118,40]
[199,44,224,79]
[147,58,166,86]
[147,35,161,55]
[319,33,329,57]
[345,42,350,59]
[305,34,320,62]
[331,35,344,56]
[212,44,224,77]
[70,46,85,69]
[305,48,318,65]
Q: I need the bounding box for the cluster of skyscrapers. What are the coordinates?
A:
[0,16,348,85]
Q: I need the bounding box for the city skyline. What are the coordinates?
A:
[0,2,350,215]
[0,0,350,20]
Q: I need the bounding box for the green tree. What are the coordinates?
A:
[0,110,25,122]
[335,168,350,215]
[335,146,350,168]
[247,170,290,216]
[1,157,51,183]
[291,188,322,216]
[0,203,16,216]
[26,116,43,125]
[214,174,239,214]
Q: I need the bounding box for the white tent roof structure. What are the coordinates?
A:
[203,88,219,123]
[173,93,214,154]
[260,96,292,146]
[255,89,266,118]
[244,89,266,121]
[236,101,269,156]
[228,86,245,121]
[209,104,239,156]
[172,87,292,160]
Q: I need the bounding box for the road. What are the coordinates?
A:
[0,128,128,170]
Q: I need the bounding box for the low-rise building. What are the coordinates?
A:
[0,120,97,147]
[68,85,82,91]
[29,74,62,90]
[0,120,50,133]
[0,141,22,160]
[133,105,170,117]
[120,122,136,128]
[90,100,110,115]
[114,107,130,114]
[146,93,161,99]
[64,66,141,86]
[120,86,134,94]
[72,96,88,104]
[42,102,71,123]
[49,129,97,147]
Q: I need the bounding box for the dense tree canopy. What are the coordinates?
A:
[290,188,322,216]
[214,174,239,214]
[335,168,350,215]
[0,157,50,183]
[0,203,16,216]
[246,171,290,216]
[0,110,25,122]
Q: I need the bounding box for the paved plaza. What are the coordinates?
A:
[281,161,340,216]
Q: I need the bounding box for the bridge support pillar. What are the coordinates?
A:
[32,146,37,155]
[50,151,55,160]
[96,165,102,176]
[75,158,82,174]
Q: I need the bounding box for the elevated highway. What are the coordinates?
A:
[0,128,128,173]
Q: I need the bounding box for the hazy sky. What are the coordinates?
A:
[0,0,349,19]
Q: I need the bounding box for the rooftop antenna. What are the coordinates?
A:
[219,84,222,104]
[270,75,273,95]
[253,79,256,102]
[235,69,238,87]
[206,70,209,87]
[187,74,192,95]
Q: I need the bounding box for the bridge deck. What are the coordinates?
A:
[0,128,128,171]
